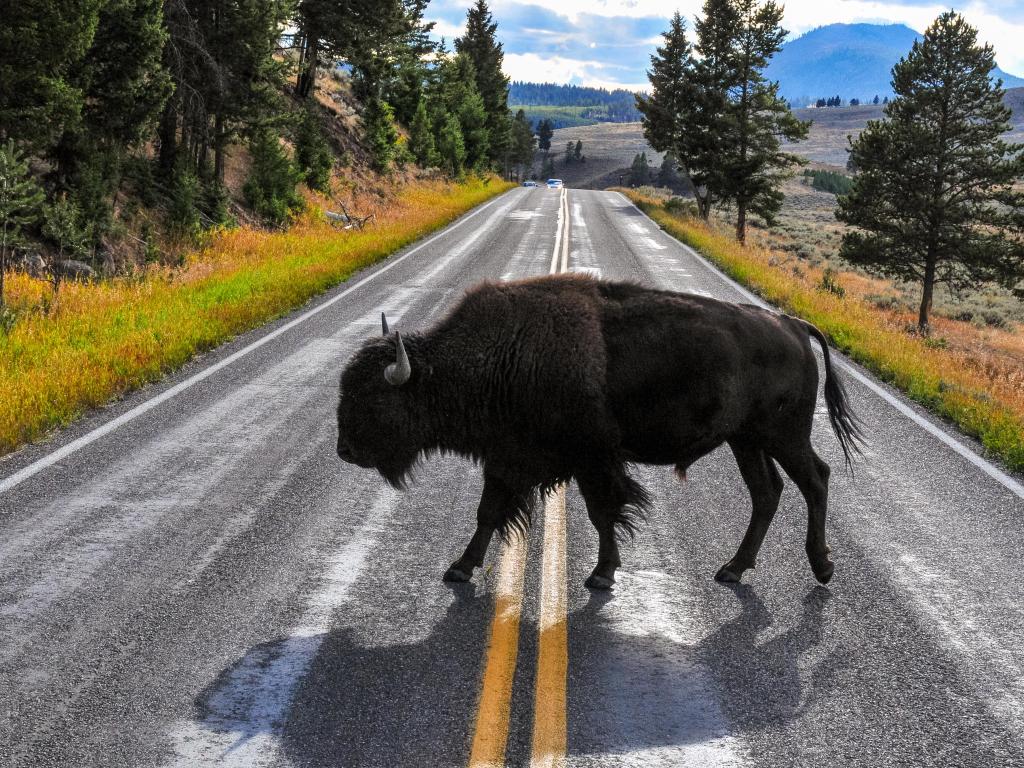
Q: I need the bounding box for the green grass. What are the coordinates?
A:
[0,178,514,456]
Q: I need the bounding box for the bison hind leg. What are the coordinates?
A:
[577,467,651,590]
[715,441,785,585]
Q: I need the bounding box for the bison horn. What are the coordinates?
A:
[381,312,389,336]
[384,332,411,386]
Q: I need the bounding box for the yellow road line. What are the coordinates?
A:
[559,190,570,273]
[468,184,572,768]
[468,536,529,768]
[531,487,569,768]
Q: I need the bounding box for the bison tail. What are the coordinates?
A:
[801,320,866,470]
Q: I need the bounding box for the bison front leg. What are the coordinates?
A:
[443,473,530,583]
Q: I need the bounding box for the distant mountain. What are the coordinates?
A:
[768,23,1024,105]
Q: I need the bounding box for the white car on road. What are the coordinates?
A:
[546,178,564,189]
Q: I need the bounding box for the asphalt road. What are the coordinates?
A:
[2,188,1023,768]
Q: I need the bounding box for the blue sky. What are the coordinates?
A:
[426,1,1024,90]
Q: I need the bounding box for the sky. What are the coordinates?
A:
[425,0,1024,91]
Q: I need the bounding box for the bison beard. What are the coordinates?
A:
[336,274,864,588]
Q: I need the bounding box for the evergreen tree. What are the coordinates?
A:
[455,1,511,168]
[564,141,574,165]
[363,97,400,173]
[637,13,695,190]
[54,0,172,237]
[436,113,467,177]
[436,53,489,171]
[837,11,1024,333]
[657,151,683,191]
[294,106,334,192]
[574,140,584,162]
[541,154,556,180]
[0,1,104,152]
[536,119,554,153]
[409,99,439,168]
[510,109,535,179]
[630,152,650,186]
[0,141,45,310]
[717,0,809,242]
[243,130,304,226]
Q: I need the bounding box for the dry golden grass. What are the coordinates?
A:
[623,189,1024,472]
[0,177,513,456]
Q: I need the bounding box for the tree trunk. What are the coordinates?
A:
[213,112,225,185]
[297,36,318,98]
[918,258,936,334]
[158,99,178,175]
[736,200,747,244]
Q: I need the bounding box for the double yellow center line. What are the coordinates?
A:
[468,187,571,768]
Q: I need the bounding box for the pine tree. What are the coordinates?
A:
[455,1,511,168]
[436,54,489,171]
[574,140,583,162]
[717,0,809,242]
[658,151,683,191]
[510,109,535,179]
[0,141,45,310]
[536,119,554,153]
[436,113,467,177]
[409,99,439,168]
[637,13,696,193]
[294,106,334,191]
[363,97,400,173]
[243,130,304,225]
[564,141,574,165]
[0,1,104,152]
[541,155,556,180]
[837,11,1024,333]
[630,152,650,186]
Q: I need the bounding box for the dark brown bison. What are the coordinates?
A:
[336,274,862,588]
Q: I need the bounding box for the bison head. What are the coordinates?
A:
[336,314,424,487]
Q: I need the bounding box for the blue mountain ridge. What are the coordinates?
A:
[767,23,1024,105]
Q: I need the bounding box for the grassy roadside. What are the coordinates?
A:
[620,189,1024,474]
[0,177,514,457]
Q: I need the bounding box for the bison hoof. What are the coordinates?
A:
[714,565,744,584]
[812,559,835,585]
[585,573,615,590]
[443,565,473,583]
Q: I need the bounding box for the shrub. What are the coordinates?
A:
[803,169,854,195]
[818,267,846,297]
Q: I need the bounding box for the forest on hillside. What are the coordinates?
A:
[509,82,642,128]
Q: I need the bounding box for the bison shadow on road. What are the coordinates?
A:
[188,580,840,766]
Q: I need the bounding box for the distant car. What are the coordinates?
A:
[523,180,538,187]
[546,179,564,189]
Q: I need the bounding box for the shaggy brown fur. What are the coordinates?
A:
[336,274,862,588]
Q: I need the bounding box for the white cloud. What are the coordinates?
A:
[489,0,1024,77]
[502,52,649,90]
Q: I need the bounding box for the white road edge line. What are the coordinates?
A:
[614,191,1024,501]
[0,190,519,496]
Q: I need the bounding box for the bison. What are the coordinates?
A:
[336,274,862,588]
